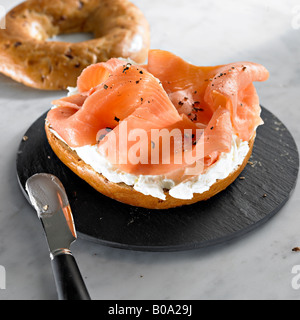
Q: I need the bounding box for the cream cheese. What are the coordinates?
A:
[49,128,249,201]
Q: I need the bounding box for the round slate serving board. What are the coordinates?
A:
[16,107,299,252]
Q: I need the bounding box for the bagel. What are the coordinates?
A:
[45,123,255,210]
[0,0,150,90]
[44,50,269,209]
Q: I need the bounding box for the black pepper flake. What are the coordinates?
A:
[114,116,120,122]
[194,91,198,94]
[178,101,184,106]
[139,70,143,74]
[103,84,108,90]
[74,62,81,68]
[210,126,214,130]
[193,107,201,112]
[140,98,144,102]
[231,67,235,69]
[136,80,140,84]
[122,64,131,73]
[211,84,214,87]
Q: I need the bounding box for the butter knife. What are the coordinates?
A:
[25,173,91,300]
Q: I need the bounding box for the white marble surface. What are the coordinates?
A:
[0,0,300,300]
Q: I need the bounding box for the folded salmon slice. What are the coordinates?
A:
[48,63,182,147]
[98,105,232,179]
[47,50,268,178]
[146,49,269,141]
[52,93,87,110]
[77,58,125,94]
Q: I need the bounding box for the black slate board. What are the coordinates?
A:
[16,107,299,252]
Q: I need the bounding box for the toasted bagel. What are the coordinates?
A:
[0,0,150,90]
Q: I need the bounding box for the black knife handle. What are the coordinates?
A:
[51,252,91,300]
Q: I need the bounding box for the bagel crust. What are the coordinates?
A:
[0,0,150,90]
[45,124,255,210]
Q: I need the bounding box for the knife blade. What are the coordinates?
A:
[25,173,91,300]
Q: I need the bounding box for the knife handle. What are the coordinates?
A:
[51,251,91,300]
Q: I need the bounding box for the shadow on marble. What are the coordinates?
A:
[0,74,64,101]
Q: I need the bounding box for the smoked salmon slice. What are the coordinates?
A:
[52,93,87,110]
[146,49,269,141]
[48,63,183,148]
[47,50,269,178]
[99,105,232,179]
[77,58,126,94]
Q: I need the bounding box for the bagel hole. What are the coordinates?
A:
[47,32,94,43]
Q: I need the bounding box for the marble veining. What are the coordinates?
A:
[0,0,300,300]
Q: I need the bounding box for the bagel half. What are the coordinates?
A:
[45,123,255,209]
[0,0,150,90]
